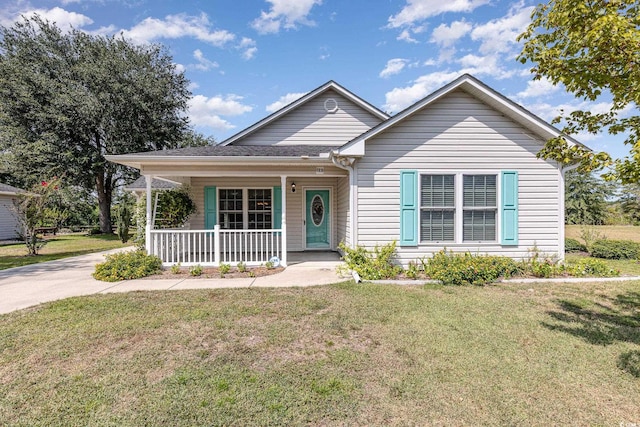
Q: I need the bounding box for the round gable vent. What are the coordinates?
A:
[324,98,338,113]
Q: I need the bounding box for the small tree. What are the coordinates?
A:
[116,204,132,243]
[12,178,61,255]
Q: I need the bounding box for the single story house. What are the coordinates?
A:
[0,183,24,240]
[107,74,582,267]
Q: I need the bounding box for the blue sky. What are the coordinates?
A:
[0,0,629,158]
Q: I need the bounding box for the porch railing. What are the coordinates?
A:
[148,226,283,266]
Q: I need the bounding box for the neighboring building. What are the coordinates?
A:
[0,183,24,240]
[107,74,583,267]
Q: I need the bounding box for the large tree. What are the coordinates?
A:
[565,170,613,225]
[0,16,190,232]
[517,0,639,181]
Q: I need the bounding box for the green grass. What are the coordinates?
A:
[0,233,131,270]
[1,281,639,425]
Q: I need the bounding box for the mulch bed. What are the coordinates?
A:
[146,266,285,280]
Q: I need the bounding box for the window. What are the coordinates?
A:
[463,175,496,241]
[248,189,272,229]
[219,188,272,230]
[219,189,243,229]
[417,173,497,243]
[420,175,455,242]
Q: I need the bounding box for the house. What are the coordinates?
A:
[0,183,25,240]
[107,74,582,267]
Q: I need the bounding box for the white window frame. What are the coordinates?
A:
[218,187,273,230]
[462,174,498,243]
[418,171,500,245]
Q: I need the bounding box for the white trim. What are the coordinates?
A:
[302,186,334,250]
[280,175,287,267]
[145,174,153,253]
[138,170,347,178]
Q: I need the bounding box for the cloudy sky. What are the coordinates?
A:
[0,0,628,157]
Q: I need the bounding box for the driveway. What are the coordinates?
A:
[0,249,345,314]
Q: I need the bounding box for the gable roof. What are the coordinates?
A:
[0,183,25,196]
[336,74,587,157]
[219,80,389,146]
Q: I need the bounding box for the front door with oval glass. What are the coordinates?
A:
[305,189,330,249]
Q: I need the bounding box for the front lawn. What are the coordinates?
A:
[0,233,131,270]
[1,281,638,425]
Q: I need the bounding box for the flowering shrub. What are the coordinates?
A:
[338,241,402,280]
[423,250,520,286]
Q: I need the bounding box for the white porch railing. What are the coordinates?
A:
[149,225,283,266]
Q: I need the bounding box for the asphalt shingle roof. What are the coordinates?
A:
[125,177,179,191]
[126,145,336,157]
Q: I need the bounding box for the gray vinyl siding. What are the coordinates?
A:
[356,89,561,264]
[0,195,19,240]
[336,176,350,247]
[191,176,341,252]
[234,89,383,146]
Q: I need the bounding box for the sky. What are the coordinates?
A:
[0,0,631,158]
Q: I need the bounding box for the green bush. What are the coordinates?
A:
[423,250,520,286]
[565,238,587,253]
[338,241,403,280]
[93,250,162,282]
[590,239,640,260]
[219,263,231,277]
[568,258,620,277]
[189,264,203,277]
[520,247,566,278]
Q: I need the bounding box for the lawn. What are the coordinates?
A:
[1,281,639,425]
[0,233,131,270]
[565,224,640,243]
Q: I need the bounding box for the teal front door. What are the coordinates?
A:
[305,189,330,249]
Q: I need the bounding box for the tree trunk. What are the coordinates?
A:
[96,173,113,233]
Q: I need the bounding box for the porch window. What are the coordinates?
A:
[219,188,273,230]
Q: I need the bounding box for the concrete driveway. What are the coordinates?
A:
[0,249,345,315]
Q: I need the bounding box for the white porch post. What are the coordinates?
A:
[145,174,153,254]
[280,175,287,267]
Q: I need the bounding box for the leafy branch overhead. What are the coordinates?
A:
[518,0,640,181]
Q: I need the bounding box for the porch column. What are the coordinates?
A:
[145,174,153,254]
[280,175,287,267]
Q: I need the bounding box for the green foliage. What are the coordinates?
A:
[338,241,403,280]
[565,238,587,253]
[518,0,639,181]
[219,263,230,277]
[189,265,203,277]
[93,250,162,282]
[0,16,190,233]
[137,187,197,229]
[405,260,421,279]
[567,258,620,277]
[265,261,274,270]
[170,263,181,274]
[116,204,132,243]
[237,261,247,273]
[521,247,565,278]
[580,225,606,253]
[12,178,63,255]
[565,170,612,225]
[423,250,520,286]
[590,239,640,260]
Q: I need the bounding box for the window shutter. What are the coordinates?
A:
[204,186,217,229]
[501,171,518,245]
[273,186,282,229]
[400,170,418,246]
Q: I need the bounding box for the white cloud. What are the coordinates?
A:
[191,49,219,71]
[430,20,471,47]
[470,3,534,55]
[4,7,93,31]
[252,0,322,34]
[238,37,258,60]
[189,94,253,130]
[121,13,235,47]
[397,28,418,43]
[383,71,461,112]
[380,58,409,78]
[388,0,490,28]
[457,53,514,78]
[525,101,615,122]
[265,92,307,112]
[516,78,560,99]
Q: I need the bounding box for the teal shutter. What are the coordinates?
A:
[501,171,518,245]
[400,170,418,246]
[273,186,282,229]
[204,186,217,229]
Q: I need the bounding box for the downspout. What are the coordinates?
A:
[331,153,357,248]
[559,162,581,260]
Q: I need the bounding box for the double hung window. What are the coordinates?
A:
[219,188,272,230]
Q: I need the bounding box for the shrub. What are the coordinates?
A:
[93,250,162,282]
[565,238,587,253]
[338,241,403,280]
[568,258,620,277]
[170,263,182,274]
[116,204,132,243]
[590,239,640,260]
[423,250,519,286]
[237,261,247,273]
[219,263,231,276]
[580,225,606,253]
[265,261,274,270]
[189,264,203,277]
[405,260,422,279]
